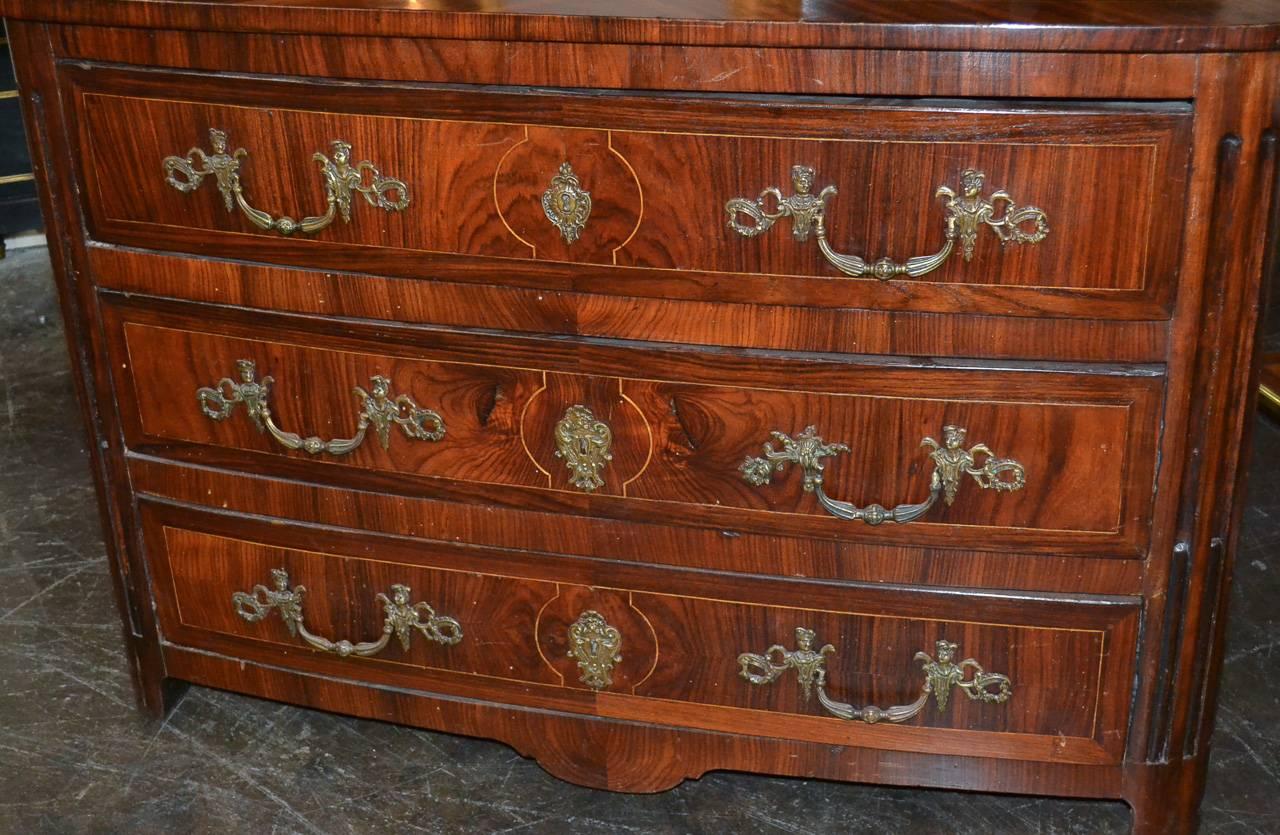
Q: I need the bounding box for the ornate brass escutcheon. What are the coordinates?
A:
[232,568,463,658]
[163,128,411,236]
[725,166,1048,280]
[567,610,622,690]
[554,404,613,492]
[740,424,1025,525]
[197,359,445,456]
[738,630,1011,724]
[541,161,592,244]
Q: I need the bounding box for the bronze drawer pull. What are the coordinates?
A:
[232,568,463,657]
[739,630,1011,724]
[554,405,614,492]
[163,128,410,236]
[567,610,622,690]
[726,166,1048,281]
[740,424,1024,525]
[197,359,445,456]
[542,162,592,244]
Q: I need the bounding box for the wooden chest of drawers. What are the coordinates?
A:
[3,2,1277,831]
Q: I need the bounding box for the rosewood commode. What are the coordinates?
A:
[3,2,1277,831]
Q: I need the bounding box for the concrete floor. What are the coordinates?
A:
[0,246,1277,834]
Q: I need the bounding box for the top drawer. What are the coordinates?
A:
[67,66,1190,322]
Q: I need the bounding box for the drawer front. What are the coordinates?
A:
[104,297,1162,557]
[143,502,1138,765]
[70,66,1189,321]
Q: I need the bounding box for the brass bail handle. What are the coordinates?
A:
[726,166,1049,280]
[163,128,411,236]
[740,424,1026,526]
[232,568,463,658]
[738,629,1012,725]
[196,359,445,457]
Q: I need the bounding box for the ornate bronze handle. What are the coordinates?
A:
[163,128,410,236]
[197,359,445,456]
[726,166,1048,281]
[542,162,592,244]
[567,610,623,690]
[740,424,1025,526]
[739,629,1011,724]
[554,405,613,492]
[232,568,463,658]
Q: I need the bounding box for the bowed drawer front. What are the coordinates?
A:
[69,67,1190,319]
[142,502,1138,765]
[103,297,1162,557]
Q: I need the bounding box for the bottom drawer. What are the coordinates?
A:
[141,500,1138,765]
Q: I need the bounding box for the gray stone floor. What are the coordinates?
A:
[0,246,1276,834]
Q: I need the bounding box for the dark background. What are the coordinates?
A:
[1,34,44,240]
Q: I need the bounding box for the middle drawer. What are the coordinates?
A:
[103,295,1162,558]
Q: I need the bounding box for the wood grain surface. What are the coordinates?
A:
[143,500,1139,764]
[55,27,1202,100]
[127,457,1148,596]
[163,644,1130,796]
[2,0,1280,52]
[3,4,1277,831]
[67,66,1191,320]
[88,247,1172,363]
[103,295,1164,557]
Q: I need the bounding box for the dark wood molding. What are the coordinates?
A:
[2,0,1280,52]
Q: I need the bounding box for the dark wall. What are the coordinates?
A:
[1,33,43,238]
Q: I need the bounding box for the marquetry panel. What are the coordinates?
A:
[142,502,1137,765]
[103,296,1162,557]
[156,526,562,686]
[67,66,1191,320]
[631,593,1112,743]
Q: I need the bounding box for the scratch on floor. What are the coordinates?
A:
[1216,705,1280,784]
[1224,637,1280,663]
[0,565,89,624]
[159,721,331,835]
